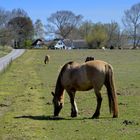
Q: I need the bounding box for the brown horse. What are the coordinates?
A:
[52,60,118,119]
[44,55,50,64]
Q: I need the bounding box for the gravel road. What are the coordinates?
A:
[0,49,25,72]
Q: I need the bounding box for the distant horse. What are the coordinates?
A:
[52,60,118,119]
[44,55,50,64]
[85,56,94,62]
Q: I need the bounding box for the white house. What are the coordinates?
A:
[53,39,88,50]
[54,40,66,49]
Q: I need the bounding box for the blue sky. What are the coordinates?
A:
[0,0,139,28]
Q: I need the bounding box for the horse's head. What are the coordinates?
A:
[51,92,63,116]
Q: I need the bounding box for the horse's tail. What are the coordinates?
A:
[105,64,118,118]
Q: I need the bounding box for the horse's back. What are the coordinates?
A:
[60,62,90,90]
[61,60,110,91]
[85,60,108,67]
[84,60,110,89]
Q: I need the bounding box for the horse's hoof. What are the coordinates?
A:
[113,115,118,118]
[91,116,99,119]
[71,113,77,118]
[92,114,99,119]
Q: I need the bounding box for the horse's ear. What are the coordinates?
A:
[51,92,55,96]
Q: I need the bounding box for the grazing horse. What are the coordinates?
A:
[52,60,118,119]
[44,55,50,64]
[85,56,94,62]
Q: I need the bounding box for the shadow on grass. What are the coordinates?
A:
[14,115,113,121]
[14,115,92,121]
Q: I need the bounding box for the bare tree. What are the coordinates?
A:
[46,10,83,39]
[68,27,82,40]
[34,19,46,39]
[104,21,121,48]
[0,8,7,28]
[0,8,11,45]
[122,3,140,48]
[10,8,28,19]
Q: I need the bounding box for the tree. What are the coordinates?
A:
[0,8,8,28]
[34,19,46,39]
[79,20,93,39]
[122,3,140,48]
[46,10,83,39]
[10,8,28,19]
[0,8,30,46]
[0,8,11,45]
[8,16,34,48]
[86,23,107,48]
[104,21,121,48]
[67,27,82,40]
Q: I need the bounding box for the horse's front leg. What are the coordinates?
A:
[67,91,78,117]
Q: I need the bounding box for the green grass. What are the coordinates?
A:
[0,49,140,140]
[0,46,12,57]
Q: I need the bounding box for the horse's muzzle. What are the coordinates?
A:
[54,106,62,116]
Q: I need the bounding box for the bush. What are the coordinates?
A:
[24,40,32,49]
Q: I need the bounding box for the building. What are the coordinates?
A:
[54,39,88,49]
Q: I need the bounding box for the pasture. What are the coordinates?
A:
[0,46,12,57]
[0,49,140,140]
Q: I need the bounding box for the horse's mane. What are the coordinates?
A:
[59,61,74,77]
[55,61,74,96]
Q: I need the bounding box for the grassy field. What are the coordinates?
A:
[0,49,140,140]
[0,46,12,57]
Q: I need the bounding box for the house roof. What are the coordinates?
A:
[63,39,73,47]
[32,39,44,46]
[73,40,88,49]
[62,39,88,48]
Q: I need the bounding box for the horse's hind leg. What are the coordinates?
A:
[67,91,78,117]
[92,89,102,119]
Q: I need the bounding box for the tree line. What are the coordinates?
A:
[0,2,140,49]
